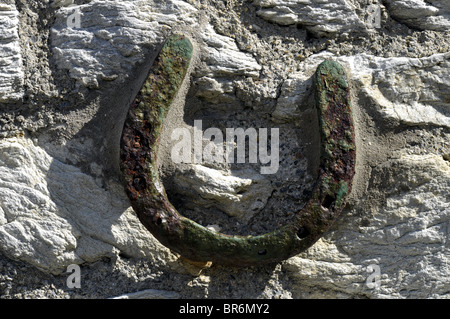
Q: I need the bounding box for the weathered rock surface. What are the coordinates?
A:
[51,0,260,92]
[274,52,450,128]
[384,0,450,31]
[0,0,449,299]
[0,4,23,102]
[254,0,450,34]
[51,0,199,89]
[173,165,272,222]
[253,0,369,36]
[0,137,178,274]
[285,153,449,298]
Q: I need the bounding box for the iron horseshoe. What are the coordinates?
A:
[120,34,356,266]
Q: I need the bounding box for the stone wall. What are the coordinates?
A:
[0,0,448,299]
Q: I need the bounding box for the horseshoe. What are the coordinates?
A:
[120,34,356,266]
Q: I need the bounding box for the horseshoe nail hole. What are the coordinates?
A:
[322,194,334,209]
[296,227,310,239]
[258,249,267,256]
[133,176,147,191]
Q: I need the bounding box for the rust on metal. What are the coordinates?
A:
[120,34,356,265]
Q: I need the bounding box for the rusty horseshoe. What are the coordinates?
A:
[120,34,356,266]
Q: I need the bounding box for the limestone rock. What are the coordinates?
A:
[173,165,272,222]
[51,0,260,91]
[272,72,312,122]
[191,24,262,104]
[285,154,449,298]
[198,24,262,78]
[253,0,368,37]
[0,4,24,102]
[274,52,450,128]
[253,0,450,36]
[384,0,450,31]
[347,52,450,128]
[50,0,198,88]
[0,137,177,274]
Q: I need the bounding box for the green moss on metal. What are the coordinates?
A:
[120,39,356,266]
